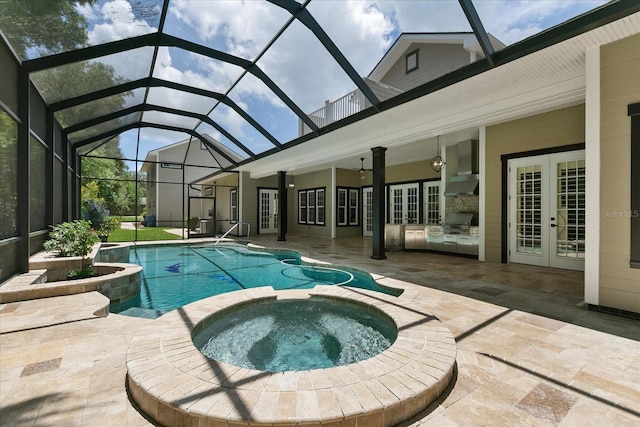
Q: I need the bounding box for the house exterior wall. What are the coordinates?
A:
[241,172,278,236]
[154,167,186,227]
[359,158,441,186]
[484,105,586,263]
[203,174,239,235]
[335,169,364,238]
[599,32,640,313]
[379,43,471,91]
[152,141,224,227]
[290,169,333,238]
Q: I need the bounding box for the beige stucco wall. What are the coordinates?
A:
[360,159,441,186]
[203,174,239,235]
[289,169,333,238]
[599,33,640,313]
[484,105,586,262]
[335,169,364,238]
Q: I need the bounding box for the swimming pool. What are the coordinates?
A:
[110,243,401,318]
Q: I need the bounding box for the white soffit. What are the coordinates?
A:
[240,12,640,179]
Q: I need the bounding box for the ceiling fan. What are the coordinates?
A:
[358,157,373,173]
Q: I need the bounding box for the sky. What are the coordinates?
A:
[70,0,609,169]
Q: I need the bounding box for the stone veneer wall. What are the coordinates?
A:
[95,243,131,263]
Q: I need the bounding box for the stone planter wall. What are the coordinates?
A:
[0,263,142,304]
[96,243,131,263]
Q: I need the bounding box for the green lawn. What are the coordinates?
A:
[115,215,144,222]
[108,227,182,242]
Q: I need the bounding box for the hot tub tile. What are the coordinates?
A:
[357,359,387,378]
[363,379,401,407]
[324,366,350,387]
[273,391,297,421]
[206,388,241,420]
[335,386,364,418]
[250,390,278,423]
[378,374,415,400]
[279,371,297,391]
[346,363,375,382]
[227,389,262,422]
[315,389,343,420]
[295,390,321,422]
[186,387,224,418]
[294,370,313,391]
[245,370,271,391]
[263,372,283,391]
[349,382,381,412]
[309,369,333,390]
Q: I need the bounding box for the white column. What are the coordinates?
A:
[331,166,336,238]
[584,45,601,305]
[478,126,486,262]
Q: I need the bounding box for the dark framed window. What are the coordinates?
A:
[298,187,325,225]
[348,189,358,225]
[629,102,640,268]
[337,187,359,226]
[230,188,238,221]
[161,162,182,169]
[298,190,307,224]
[406,49,419,74]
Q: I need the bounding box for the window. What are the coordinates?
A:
[406,49,419,74]
[337,187,359,226]
[204,187,213,196]
[348,189,358,225]
[0,108,18,240]
[337,189,347,225]
[230,189,238,221]
[307,190,316,224]
[316,189,325,225]
[298,188,325,225]
[299,191,307,224]
[424,182,440,224]
[629,102,640,268]
[161,162,182,169]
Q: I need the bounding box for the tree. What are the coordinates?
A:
[0,0,96,60]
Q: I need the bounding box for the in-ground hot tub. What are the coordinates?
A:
[193,297,397,372]
[126,286,456,426]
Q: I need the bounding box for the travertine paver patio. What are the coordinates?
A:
[1,235,639,426]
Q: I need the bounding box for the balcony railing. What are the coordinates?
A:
[298,79,403,136]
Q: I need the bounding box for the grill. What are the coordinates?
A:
[443,213,474,235]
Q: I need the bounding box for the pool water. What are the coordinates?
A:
[110,244,401,318]
[193,298,398,372]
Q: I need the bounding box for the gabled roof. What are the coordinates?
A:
[368,32,507,82]
[140,134,244,173]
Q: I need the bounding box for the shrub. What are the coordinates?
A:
[82,199,109,230]
[97,216,120,241]
[188,216,199,230]
[43,220,100,276]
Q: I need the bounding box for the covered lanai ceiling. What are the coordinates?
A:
[2,0,639,175]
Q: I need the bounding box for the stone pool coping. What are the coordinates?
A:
[126,285,456,426]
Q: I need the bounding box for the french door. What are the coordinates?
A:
[423,181,441,224]
[362,187,374,237]
[509,150,585,270]
[258,189,278,234]
[390,183,419,224]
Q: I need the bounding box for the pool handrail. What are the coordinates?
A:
[214,221,250,246]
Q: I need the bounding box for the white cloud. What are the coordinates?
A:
[78,0,608,156]
[88,0,157,45]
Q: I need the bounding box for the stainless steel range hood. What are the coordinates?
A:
[444,139,479,196]
[444,174,479,196]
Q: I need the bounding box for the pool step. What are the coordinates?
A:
[0,292,109,334]
[116,307,165,319]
